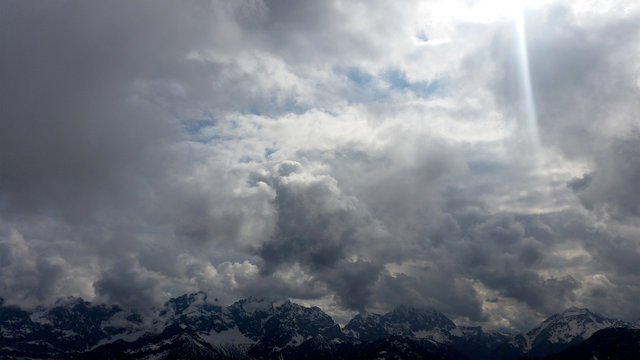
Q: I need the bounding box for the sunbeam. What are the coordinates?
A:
[514,6,542,156]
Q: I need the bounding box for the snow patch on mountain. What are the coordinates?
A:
[3,293,640,360]
[29,308,52,325]
[523,306,634,357]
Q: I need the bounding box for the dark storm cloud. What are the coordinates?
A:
[318,260,382,312]
[248,126,599,324]
[433,212,580,314]
[254,161,385,311]
[315,138,468,262]
[0,0,264,307]
[549,211,640,278]
[571,138,640,220]
[247,143,578,322]
[0,0,289,220]
[525,211,640,322]
[476,270,579,312]
[0,0,196,220]
[247,134,475,314]
[94,258,161,312]
[358,205,581,322]
[237,272,328,302]
[259,166,362,273]
[373,271,485,322]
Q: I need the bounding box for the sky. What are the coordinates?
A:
[1,0,640,331]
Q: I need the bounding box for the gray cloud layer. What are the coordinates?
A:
[2,0,640,330]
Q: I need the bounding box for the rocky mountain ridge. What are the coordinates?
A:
[0,292,638,359]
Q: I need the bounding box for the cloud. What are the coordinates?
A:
[94,258,162,312]
[571,138,640,220]
[2,0,640,332]
[253,161,384,311]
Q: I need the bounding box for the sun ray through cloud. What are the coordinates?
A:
[514,5,542,156]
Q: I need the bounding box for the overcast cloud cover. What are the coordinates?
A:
[1,0,640,331]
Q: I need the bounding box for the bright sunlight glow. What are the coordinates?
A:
[514,7,542,154]
[459,0,540,23]
[450,0,544,153]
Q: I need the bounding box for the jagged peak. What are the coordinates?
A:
[522,306,631,355]
[3,291,640,360]
[343,312,382,332]
[538,307,594,325]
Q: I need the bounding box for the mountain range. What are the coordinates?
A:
[1,293,638,359]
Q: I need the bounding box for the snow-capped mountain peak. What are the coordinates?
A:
[2,295,639,360]
[343,306,458,344]
[342,312,384,340]
[523,306,632,357]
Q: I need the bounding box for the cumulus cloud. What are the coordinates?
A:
[571,138,640,220]
[2,0,640,332]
